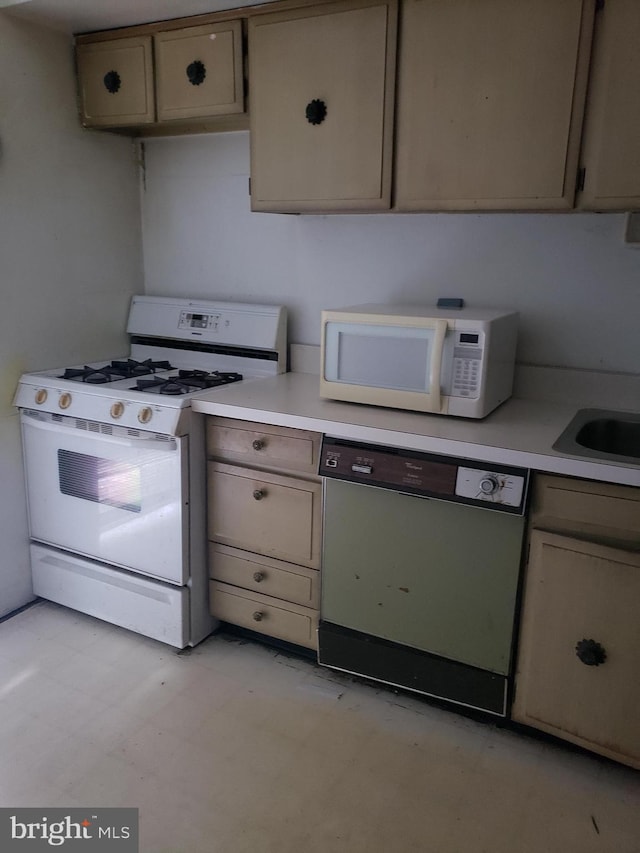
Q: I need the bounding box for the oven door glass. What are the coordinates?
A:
[21,411,189,585]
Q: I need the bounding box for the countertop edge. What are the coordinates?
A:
[192,373,640,487]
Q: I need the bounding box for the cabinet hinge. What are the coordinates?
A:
[595,0,605,13]
[577,167,586,193]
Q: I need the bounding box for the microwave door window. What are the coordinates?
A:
[331,324,432,392]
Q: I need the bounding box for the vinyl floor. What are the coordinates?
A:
[0,601,638,853]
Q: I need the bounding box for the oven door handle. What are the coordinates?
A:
[20,412,178,452]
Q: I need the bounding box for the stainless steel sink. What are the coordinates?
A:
[553,408,640,465]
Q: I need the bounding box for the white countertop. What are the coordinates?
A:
[192,372,640,487]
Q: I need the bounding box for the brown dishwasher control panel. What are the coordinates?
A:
[319,437,528,514]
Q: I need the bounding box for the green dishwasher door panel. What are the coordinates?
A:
[322,479,526,675]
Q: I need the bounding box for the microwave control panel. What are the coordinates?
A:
[450,330,485,399]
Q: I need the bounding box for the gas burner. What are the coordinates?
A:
[110,359,173,378]
[60,359,175,384]
[132,371,243,395]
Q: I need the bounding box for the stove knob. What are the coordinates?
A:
[35,389,48,405]
[479,474,500,496]
[59,392,72,410]
[110,402,125,419]
[138,406,153,425]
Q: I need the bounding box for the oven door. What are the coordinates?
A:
[20,410,189,585]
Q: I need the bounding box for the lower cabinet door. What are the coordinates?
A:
[210,581,319,650]
[513,530,640,768]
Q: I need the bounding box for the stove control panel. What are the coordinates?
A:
[178,311,220,332]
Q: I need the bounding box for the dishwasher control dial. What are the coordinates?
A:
[479,474,500,495]
[455,466,526,509]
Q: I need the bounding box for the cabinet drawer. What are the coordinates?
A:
[210,581,319,650]
[513,531,640,769]
[207,418,320,475]
[532,474,640,546]
[208,462,322,569]
[209,543,320,608]
[155,22,244,121]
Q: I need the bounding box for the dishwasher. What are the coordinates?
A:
[318,437,529,716]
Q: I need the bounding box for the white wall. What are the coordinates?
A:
[0,15,143,616]
[141,132,640,375]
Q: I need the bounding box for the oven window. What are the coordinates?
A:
[58,450,141,513]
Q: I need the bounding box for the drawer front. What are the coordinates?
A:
[209,543,320,608]
[210,581,318,649]
[532,474,640,546]
[208,462,322,569]
[207,418,321,475]
[513,531,640,768]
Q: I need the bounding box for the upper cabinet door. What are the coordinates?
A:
[577,0,640,210]
[394,0,595,211]
[248,0,398,212]
[76,37,155,127]
[155,22,244,122]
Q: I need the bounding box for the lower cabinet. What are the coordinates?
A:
[513,475,640,769]
[206,418,322,651]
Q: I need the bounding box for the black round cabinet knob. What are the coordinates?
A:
[186,60,206,86]
[305,99,327,125]
[103,70,121,94]
[575,638,607,666]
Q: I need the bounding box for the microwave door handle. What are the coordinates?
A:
[20,412,177,452]
[429,319,447,413]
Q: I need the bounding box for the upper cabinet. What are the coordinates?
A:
[394,0,595,211]
[577,0,640,210]
[74,0,640,211]
[76,37,155,128]
[76,19,245,133]
[247,0,398,212]
[155,22,244,122]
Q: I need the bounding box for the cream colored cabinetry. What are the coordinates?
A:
[76,37,155,127]
[206,418,322,650]
[513,475,640,769]
[155,22,244,121]
[394,0,595,211]
[577,0,640,209]
[248,0,398,212]
[76,20,245,132]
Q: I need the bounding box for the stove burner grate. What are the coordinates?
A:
[60,359,174,384]
[132,370,243,395]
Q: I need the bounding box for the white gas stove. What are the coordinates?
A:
[14,296,287,648]
[15,295,287,435]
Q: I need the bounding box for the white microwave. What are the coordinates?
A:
[320,304,518,418]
